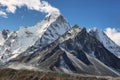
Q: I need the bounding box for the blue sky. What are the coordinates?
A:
[0,0,120,30]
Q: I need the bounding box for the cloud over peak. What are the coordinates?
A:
[0,0,60,17]
[105,28,120,46]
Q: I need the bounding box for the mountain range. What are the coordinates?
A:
[0,12,120,77]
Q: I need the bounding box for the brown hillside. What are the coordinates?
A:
[0,68,118,80]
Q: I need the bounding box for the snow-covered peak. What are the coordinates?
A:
[89,28,120,58]
[45,12,61,20]
[11,13,64,53]
[18,12,61,37]
[28,13,70,51]
[0,13,70,63]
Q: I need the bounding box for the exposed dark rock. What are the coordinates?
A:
[9,26,120,77]
[2,29,10,39]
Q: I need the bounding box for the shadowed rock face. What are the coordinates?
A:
[68,28,120,69]
[9,26,120,77]
[2,30,11,39]
[89,28,120,58]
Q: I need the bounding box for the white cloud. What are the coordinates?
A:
[105,28,120,46]
[0,0,60,17]
[0,11,7,18]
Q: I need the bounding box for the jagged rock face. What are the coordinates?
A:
[10,26,120,77]
[0,13,70,64]
[61,28,120,70]
[2,30,10,39]
[0,13,120,77]
[0,30,13,46]
[89,29,120,58]
[35,15,70,48]
[28,15,70,53]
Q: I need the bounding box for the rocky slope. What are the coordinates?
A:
[89,28,120,58]
[0,68,118,80]
[0,30,13,46]
[0,13,70,64]
[0,12,120,77]
[9,25,120,77]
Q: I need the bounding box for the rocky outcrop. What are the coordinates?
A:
[9,26,120,77]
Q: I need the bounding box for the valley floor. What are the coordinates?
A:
[0,68,119,80]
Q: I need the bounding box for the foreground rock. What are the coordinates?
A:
[0,68,119,80]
